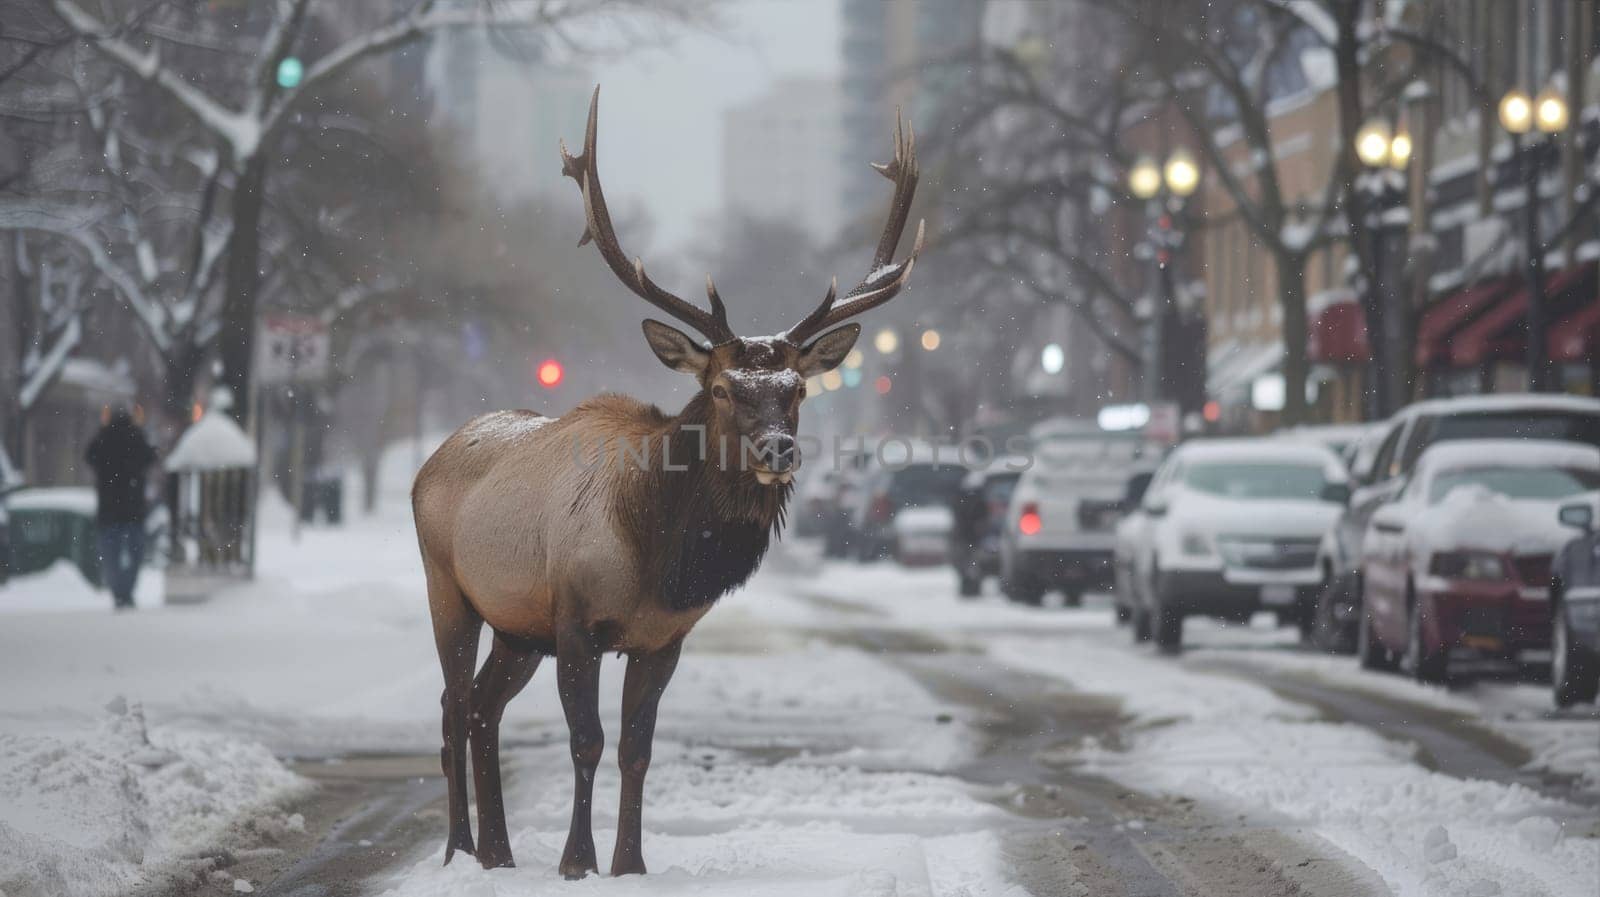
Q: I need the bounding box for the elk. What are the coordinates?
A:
[411,85,923,878]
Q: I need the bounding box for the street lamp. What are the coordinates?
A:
[1126,149,1202,406]
[1129,156,1162,200]
[1163,148,1200,198]
[1499,82,1568,391]
[1353,116,1412,418]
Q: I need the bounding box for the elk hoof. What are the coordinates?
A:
[477,849,515,870]
[560,864,596,881]
[610,858,648,877]
[443,831,475,866]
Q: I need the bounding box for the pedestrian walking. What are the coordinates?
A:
[85,406,157,609]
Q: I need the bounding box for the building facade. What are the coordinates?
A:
[721,78,844,243]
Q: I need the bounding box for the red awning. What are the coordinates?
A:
[1549,294,1600,362]
[1449,265,1590,367]
[1307,299,1369,363]
[1414,275,1517,368]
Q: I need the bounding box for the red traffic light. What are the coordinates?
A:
[536,358,564,388]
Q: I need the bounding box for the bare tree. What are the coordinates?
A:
[42,0,719,426]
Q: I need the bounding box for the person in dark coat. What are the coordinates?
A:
[85,407,158,609]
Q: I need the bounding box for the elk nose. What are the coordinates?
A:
[758,434,799,472]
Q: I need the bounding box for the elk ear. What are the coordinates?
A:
[796,324,861,377]
[641,319,711,374]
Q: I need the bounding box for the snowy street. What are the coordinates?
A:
[3,487,1597,897]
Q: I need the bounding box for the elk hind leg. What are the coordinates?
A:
[469,631,543,869]
[428,568,482,865]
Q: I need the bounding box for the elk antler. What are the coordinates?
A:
[561,86,735,344]
[786,110,926,345]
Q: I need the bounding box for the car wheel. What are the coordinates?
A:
[1151,570,1184,654]
[957,569,982,598]
[1406,595,1448,685]
[1357,601,1393,671]
[1062,587,1084,608]
[1553,598,1600,707]
[856,537,879,563]
[1131,604,1152,642]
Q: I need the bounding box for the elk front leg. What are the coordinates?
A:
[610,640,682,876]
[469,632,543,869]
[555,624,604,880]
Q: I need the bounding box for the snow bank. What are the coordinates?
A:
[0,698,304,897]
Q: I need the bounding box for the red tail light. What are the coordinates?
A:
[869,493,893,523]
[1018,503,1042,536]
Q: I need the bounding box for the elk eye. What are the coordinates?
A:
[711,384,729,401]
[797,384,807,400]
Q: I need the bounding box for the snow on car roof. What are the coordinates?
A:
[6,486,97,516]
[1414,439,1600,472]
[1175,438,1346,474]
[1393,392,1600,420]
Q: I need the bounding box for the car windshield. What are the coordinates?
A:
[888,465,967,507]
[1428,466,1600,504]
[1431,411,1600,449]
[1183,461,1328,501]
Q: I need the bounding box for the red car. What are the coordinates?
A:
[1358,439,1600,682]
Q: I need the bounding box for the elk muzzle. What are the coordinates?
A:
[751,434,798,485]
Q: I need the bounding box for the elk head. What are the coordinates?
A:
[561,86,925,486]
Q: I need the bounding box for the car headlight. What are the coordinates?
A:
[1429,551,1506,581]
[1180,530,1212,557]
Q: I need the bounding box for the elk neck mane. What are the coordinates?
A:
[606,391,791,612]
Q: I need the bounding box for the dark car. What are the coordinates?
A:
[851,461,968,562]
[1552,492,1600,707]
[1311,394,1600,654]
[950,464,1024,597]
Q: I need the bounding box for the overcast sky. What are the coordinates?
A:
[583,0,840,252]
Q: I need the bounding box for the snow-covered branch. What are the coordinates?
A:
[50,0,266,162]
[19,316,82,410]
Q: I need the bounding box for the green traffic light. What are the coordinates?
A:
[276,57,303,89]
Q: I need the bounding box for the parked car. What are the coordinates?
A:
[1356,440,1600,683]
[1551,491,1600,707]
[1311,394,1600,653]
[950,463,1025,597]
[1000,429,1162,606]
[850,458,967,562]
[1115,439,1349,652]
[820,448,875,558]
[892,505,956,566]
[794,467,845,538]
[5,487,104,587]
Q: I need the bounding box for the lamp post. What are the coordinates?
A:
[1499,83,1568,392]
[1354,117,1412,418]
[1129,149,1200,409]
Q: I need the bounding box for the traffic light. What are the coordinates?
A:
[536,358,564,388]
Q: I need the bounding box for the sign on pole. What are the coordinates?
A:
[258,315,331,385]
